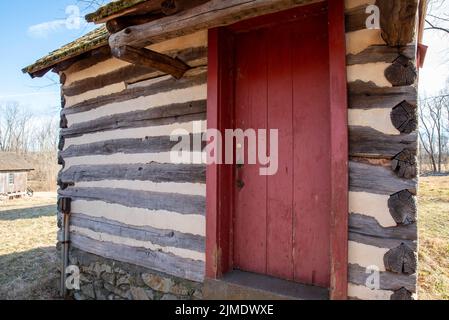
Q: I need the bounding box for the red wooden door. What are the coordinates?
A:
[232,5,331,288]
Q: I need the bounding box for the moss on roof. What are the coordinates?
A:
[22,26,109,76]
[86,0,149,22]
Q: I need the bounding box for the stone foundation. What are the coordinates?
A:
[68,248,203,300]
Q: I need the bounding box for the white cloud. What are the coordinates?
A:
[27,19,68,38]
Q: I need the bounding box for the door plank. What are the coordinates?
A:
[266,23,294,280]
[233,30,268,274]
[292,12,331,287]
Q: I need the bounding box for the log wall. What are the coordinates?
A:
[58,31,208,283]
[56,0,419,300]
[345,0,418,300]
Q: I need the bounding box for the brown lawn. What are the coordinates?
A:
[0,178,448,300]
[0,193,59,300]
[418,175,449,300]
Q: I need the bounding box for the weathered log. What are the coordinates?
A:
[106,13,165,33]
[57,46,112,75]
[376,0,419,46]
[63,47,207,97]
[58,136,65,152]
[61,95,66,109]
[60,133,205,158]
[349,232,416,251]
[59,187,206,216]
[71,233,204,282]
[348,264,416,292]
[349,126,417,159]
[60,72,67,85]
[384,56,417,87]
[388,190,417,225]
[71,213,205,253]
[111,45,190,79]
[345,5,369,33]
[161,0,210,16]
[390,287,413,300]
[349,213,417,241]
[61,101,206,138]
[60,163,206,185]
[60,114,68,129]
[347,45,415,66]
[384,243,417,275]
[391,148,417,179]
[57,154,65,167]
[63,67,206,114]
[390,101,417,134]
[348,80,417,109]
[349,161,416,195]
[109,0,319,48]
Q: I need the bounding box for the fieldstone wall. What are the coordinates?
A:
[69,248,203,300]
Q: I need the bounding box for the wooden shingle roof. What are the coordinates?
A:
[0,153,34,172]
[22,26,109,77]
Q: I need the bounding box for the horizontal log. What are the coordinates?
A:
[349,161,417,195]
[61,166,201,188]
[161,0,210,16]
[62,101,206,138]
[63,47,207,97]
[346,45,415,66]
[384,243,417,275]
[348,264,416,292]
[348,81,417,109]
[377,0,419,47]
[349,126,417,159]
[345,5,368,33]
[63,67,207,115]
[71,213,205,253]
[349,232,416,251]
[109,0,320,48]
[60,133,205,158]
[59,187,205,216]
[60,163,206,185]
[70,233,204,282]
[58,46,112,75]
[349,213,417,241]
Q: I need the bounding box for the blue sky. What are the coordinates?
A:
[0,1,447,118]
[0,0,99,116]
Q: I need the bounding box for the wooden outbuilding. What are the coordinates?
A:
[23,0,427,300]
[0,153,34,199]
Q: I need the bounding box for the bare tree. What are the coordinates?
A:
[425,0,449,35]
[0,102,32,153]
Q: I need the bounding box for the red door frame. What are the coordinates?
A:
[206,0,348,300]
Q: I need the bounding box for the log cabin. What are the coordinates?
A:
[0,153,34,199]
[23,0,427,300]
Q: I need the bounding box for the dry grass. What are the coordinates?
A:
[418,175,449,300]
[0,193,60,300]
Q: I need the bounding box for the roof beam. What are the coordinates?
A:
[111,45,190,79]
[109,0,319,49]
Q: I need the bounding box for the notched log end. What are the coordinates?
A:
[384,243,417,275]
[391,101,418,134]
[391,148,417,179]
[391,287,414,300]
[385,56,417,87]
[388,190,417,225]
